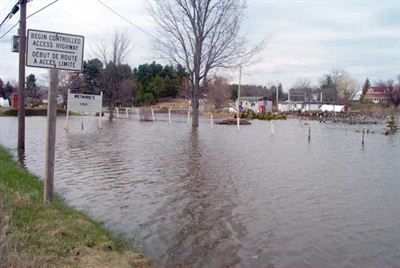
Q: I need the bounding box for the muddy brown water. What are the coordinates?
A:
[0,115,399,268]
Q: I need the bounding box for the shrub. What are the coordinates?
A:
[3,108,66,116]
[239,109,287,120]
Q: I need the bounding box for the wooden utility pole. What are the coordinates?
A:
[17,0,27,153]
[276,81,279,112]
[236,66,242,132]
[44,69,59,203]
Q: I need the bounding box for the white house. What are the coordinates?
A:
[279,101,349,113]
[0,97,10,107]
[239,96,272,113]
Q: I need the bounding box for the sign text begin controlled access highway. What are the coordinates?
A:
[26,29,84,71]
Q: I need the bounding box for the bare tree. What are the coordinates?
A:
[290,79,313,102]
[148,0,263,127]
[377,78,400,108]
[335,70,359,104]
[92,30,133,120]
[93,30,131,65]
[206,75,230,110]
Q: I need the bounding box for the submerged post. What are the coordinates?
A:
[362,128,365,146]
[126,107,129,119]
[308,125,311,142]
[168,106,171,123]
[237,66,242,132]
[44,69,58,203]
[271,119,274,136]
[151,107,155,122]
[98,91,103,130]
[187,101,191,125]
[211,114,214,127]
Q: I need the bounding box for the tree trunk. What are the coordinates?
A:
[108,101,114,121]
[191,78,200,128]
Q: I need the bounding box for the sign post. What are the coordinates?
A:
[66,91,103,130]
[26,29,84,71]
[64,89,70,131]
[26,29,84,203]
[44,69,58,202]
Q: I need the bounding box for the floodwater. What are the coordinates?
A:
[0,115,399,268]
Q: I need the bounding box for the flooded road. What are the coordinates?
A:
[0,116,399,267]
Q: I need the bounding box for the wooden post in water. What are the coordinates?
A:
[116,107,119,119]
[362,128,365,146]
[237,66,242,132]
[308,125,311,142]
[276,81,279,113]
[187,101,191,125]
[98,91,103,129]
[126,107,129,119]
[136,108,140,120]
[211,114,214,127]
[151,107,155,122]
[81,122,84,130]
[44,69,58,203]
[168,106,171,123]
[271,119,274,136]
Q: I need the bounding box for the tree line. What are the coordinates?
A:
[229,70,400,107]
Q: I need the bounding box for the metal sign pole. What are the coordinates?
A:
[44,69,59,203]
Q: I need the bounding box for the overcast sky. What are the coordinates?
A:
[0,0,399,91]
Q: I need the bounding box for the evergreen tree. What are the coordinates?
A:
[133,61,186,101]
[83,58,103,94]
[360,78,371,103]
[25,74,39,98]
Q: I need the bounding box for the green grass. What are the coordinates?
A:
[0,146,151,267]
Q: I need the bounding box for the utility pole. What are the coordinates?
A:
[276,81,279,113]
[18,0,27,153]
[44,69,58,203]
[236,66,242,132]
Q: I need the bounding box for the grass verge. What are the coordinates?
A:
[0,146,151,267]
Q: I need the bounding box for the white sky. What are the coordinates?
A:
[0,0,399,91]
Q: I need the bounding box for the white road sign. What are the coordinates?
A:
[67,92,102,113]
[26,29,84,71]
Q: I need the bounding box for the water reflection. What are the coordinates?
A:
[157,130,243,267]
[17,149,26,168]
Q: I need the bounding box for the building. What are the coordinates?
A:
[278,101,348,113]
[364,86,388,103]
[278,101,303,112]
[0,97,10,107]
[239,96,272,113]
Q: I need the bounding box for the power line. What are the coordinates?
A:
[0,21,18,40]
[96,0,157,40]
[0,0,19,29]
[0,0,60,40]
